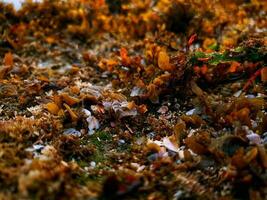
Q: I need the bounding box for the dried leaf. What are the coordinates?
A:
[45,102,60,115]
[174,121,186,147]
[233,107,250,126]
[184,132,210,155]
[200,65,208,74]
[261,67,267,82]
[0,84,17,97]
[228,61,240,73]
[61,93,80,106]
[146,140,161,153]
[188,33,197,46]
[244,147,258,163]
[45,36,57,44]
[0,52,14,79]
[64,103,78,121]
[158,51,173,71]
[0,66,12,79]
[3,52,13,66]
[258,145,267,169]
[137,104,148,114]
[231,148,247,169]
[120,47,129,65]
[180,115,205,128]
[243,69,262,91]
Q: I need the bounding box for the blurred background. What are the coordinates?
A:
[2,0,24,9]
[2,0,42,10]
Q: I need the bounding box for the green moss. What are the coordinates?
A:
[233,46,244,53]
[79,131,112,149]
[90,131,112,148]
[208,42,219,51]
[91,148,106,163]
[191,43,266,66]
[208,52,230,65]
[89,131,113,164]
[75,173,93,185]
[76,160,88,168]
[117,142,131,153]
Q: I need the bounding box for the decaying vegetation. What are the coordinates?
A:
[0,0,266,199]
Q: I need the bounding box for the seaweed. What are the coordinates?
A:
[0,0,266,199]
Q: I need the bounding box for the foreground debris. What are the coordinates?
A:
[0,0,266,199]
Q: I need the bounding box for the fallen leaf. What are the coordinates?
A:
[147,140,161,153]
[45,102,60,115]
[120,47,129,65]
[188,33,197,46]
[184,132,210,155]
[3,52,13,66]
[244,147,258,163]
[137,104,148,114]
[258,145,267,169]
[0,52,14,79]
[228,61,240,73]
[158,51,173,71]
[64,103,78,121]
[260,67,267,82]
[61,93,80,106]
